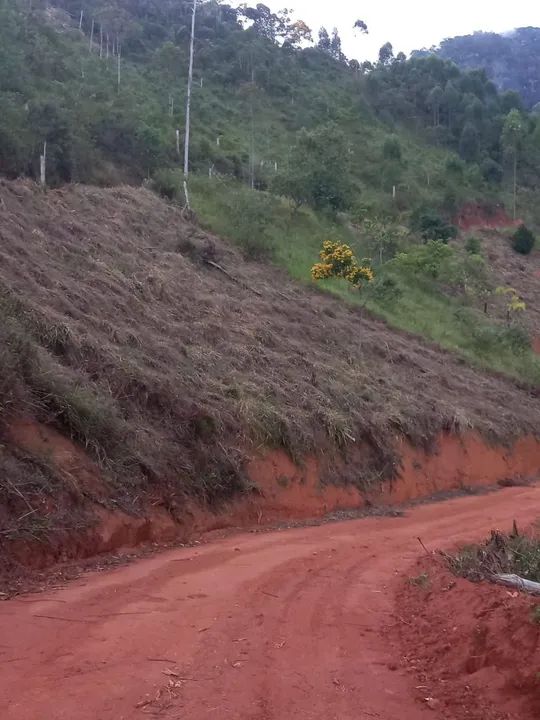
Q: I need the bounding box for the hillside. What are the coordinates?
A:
[2,0,540,222]
[2,2,540,574]
[434,28,540,110]
[1,180,540,574]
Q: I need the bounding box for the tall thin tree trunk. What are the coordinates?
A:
[249,67,255,190]
[79,9,83,30]
[89,19,94,53]
[250,102,255,190]
[99,26,103,58]
[513,153,517,220]
[117,43,121,91]
[184,0,197,180]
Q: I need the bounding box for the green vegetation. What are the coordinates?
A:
[436,28,540,109]
[187,175,540,386]
[512,224,536,255]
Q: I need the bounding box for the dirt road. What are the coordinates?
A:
[1,486,539,720]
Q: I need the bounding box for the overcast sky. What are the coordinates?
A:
[231,1,539,61]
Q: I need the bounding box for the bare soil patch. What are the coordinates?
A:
[397,555,540,719]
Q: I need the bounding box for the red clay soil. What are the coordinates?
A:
[1,486,540,720]
[4,418,540,575]
[456,203,520,231]
[397,557,540,720]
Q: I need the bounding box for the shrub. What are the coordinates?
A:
[311,241,374,288]
[393,241,453,279]
[500,325,531,354]
[465,236,482,255]
[151,169,183,202]
[382,135,402,161]
[410,208,458,242]
[228,189,277,260]
[512,224,536,255]
[480,158,503,184]
[367,275,402,305]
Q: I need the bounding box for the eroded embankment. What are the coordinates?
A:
[2,416,539,574]
[397,557,540,719]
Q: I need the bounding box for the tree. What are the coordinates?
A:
[512,224,535,255]
[330,28,344,61]
[363,219,404,264]
[183,0,197,207]
[353,19,368,34]
[378,42,394,66]
[317,26,331,53]
[240,3,282,42]
[272,124,353,213]
[427,85,443,126]
[284,20,312,48]
[383,136,402,161]
[501,109,526,219]
[459,122,479,162]
[443,80,460,129]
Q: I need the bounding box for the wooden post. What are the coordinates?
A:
[40,141,47,187]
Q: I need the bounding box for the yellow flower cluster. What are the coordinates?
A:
[346,264,375,286]
[311,241,374,289]
[311,262,333,280]
[495,286,526,314]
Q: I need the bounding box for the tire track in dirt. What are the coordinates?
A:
[1,486,539,720]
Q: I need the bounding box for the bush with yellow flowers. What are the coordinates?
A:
[311,241,374,288]
[495,286,526,322]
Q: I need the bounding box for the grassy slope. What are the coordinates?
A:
[190,176,540,385]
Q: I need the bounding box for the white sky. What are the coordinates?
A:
[230,1,539,61]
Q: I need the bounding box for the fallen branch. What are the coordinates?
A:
[203,259,263,296]
[32,614,95,624]
[492,573,540,596]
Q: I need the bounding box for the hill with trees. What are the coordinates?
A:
[1,0,540,218]
[429,28,540,110]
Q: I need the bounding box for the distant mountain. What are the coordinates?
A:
[422,27,540,109]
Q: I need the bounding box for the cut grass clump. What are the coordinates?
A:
[448,527,540,583]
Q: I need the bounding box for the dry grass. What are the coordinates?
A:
[0,179,540,538]
[448,527,540,584]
